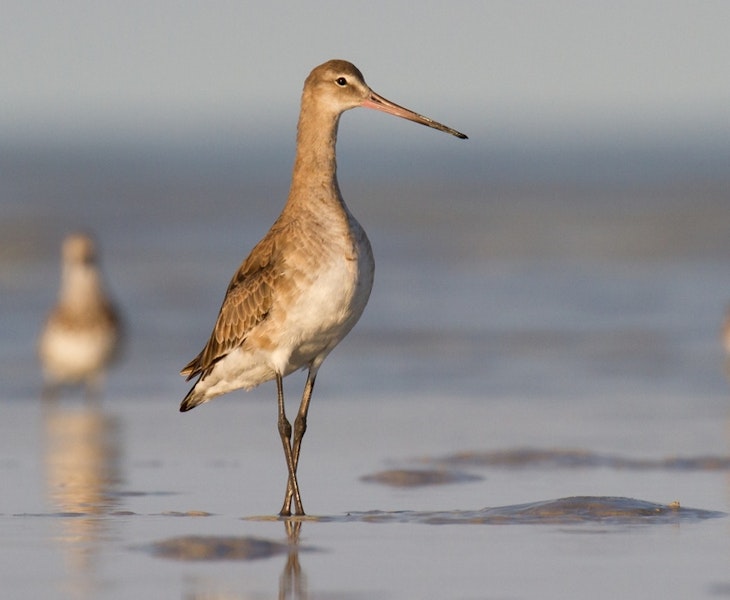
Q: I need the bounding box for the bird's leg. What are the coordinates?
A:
[292,370,316,467]
[280,369,317,516]
[84,373,104,404]
[277,373,304,517]
[41,382,59,403]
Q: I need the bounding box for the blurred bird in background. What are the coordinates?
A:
[38,232,122,401]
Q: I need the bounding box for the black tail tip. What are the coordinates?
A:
[180,383,201,412]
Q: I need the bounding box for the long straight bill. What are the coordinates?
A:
[362,90,468,140]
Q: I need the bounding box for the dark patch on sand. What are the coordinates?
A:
[159,510,213,517]
[430,448,730,471]
[360,468,482,487]
[143,535,293,561]
[337,496,724,525]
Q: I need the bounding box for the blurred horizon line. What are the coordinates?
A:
[3,117,728,188]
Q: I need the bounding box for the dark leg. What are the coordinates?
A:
[84,373,104,404]
[41,383,58,403]
[276,373,303,516]
[280,368,317,516]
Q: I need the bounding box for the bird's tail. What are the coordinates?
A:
[179,384,207,412]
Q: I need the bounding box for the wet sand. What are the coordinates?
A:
[1,389,729,599]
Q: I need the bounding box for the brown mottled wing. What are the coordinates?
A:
[180,234,281,381]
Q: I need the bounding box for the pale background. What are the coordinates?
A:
[2,1,728,145]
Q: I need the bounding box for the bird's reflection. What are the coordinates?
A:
[720,307,730,505]
[279,519,307,600]
[177,519,310,599]
[42,402,123,598]
[722,304,730,383]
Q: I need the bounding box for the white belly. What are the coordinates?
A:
[39,322,116,383]
[268,223,374,375]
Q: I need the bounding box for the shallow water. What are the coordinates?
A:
[2,396,730,599]
[2,143,730,598]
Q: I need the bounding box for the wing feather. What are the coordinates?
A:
[181,233,283,380]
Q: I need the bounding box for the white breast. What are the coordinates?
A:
[275,219,374,374]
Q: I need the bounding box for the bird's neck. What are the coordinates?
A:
[59,264,105,315]
[285,101,344,212]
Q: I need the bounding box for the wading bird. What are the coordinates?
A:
[39,232,122,401]
[180,59,467,516]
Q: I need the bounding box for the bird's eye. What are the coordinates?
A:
[335,77,347,87]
